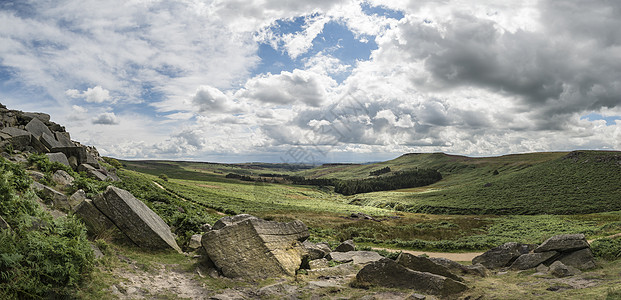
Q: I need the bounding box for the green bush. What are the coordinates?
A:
[102,156,123,170]
[591,237,621,261]
[0,157,94,298]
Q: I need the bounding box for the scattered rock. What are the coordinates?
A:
[510,251,558,270]
[200,223,212,232]
[536,264,549,273]
[407,293,427,300]
[557,248,596,270]
[472,242,530,269]
[397,252,464,282]
[465,264,491,277]
[355,258,468,296]
[201,216,309,279]
[534,234,589,253]
[303,241,331,260]
[335,239,355,252]
[549,261,580,278]
[306,263,358,278]
[68,189,87,210]
[54,131,74,147]
[46,152,71,168]
[90,243,104,259]
[93,186,182,252]
[32,182,70,211]
[188,234,202,250]
[351,212,375,221]
[327,251,383,265]
[52,169,74,187]
[308,258,330,270]
[27,170,45,181]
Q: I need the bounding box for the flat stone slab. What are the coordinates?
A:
[535,234,589,253]
[472,242,530,269]
[74,198,115,236]
[511,251,558,270]
[397,252,464,282]
[93,186,181,252]
[25,117,53,138]
[327,251,383,265]
[558,248,596,270]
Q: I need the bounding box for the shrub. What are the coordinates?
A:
[591,237,621,261]
[102,156,123,169]
[0,158,94,298]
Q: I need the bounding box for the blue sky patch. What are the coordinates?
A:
[360,2,405,20]
[581,113,621,126]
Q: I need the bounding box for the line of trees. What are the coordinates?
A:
[369,166,391,176]
[225,168,442,196]
[334,169,442,195]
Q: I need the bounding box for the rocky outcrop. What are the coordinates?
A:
[211,214,257,230]
[32,182,71,211]
[303,241,331,260]
[201,215,309,279]
[93,186,181,253]
[396,253,464,282]
[472,242,532,269]
[549,261,580,278]
[473,234,596,273]
[355,258,468,296]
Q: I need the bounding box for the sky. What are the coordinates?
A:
[0,0,620,164]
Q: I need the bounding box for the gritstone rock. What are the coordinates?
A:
[46,152,71,168]
[335,239,355,252]
[52,169,75,187]
[32,182,70,211]
[355,258,468,296]
[510,251,558,270]
[308,258,330,270]
[188,234,202,250]
[327,251,383,265]
[303,241,331,260]
[557,248,596,270]
[74,198,115,236]
[201,217,309,279]
[211,214,258,230]
[93,186,182,252]
[25,117,53,138]
[534,234,589,253]
[472,242,531,269]
[397,252,464,282]
[549,261,580,278]
[68,189,87,209]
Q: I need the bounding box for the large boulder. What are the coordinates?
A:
[201,216,309,279]
[355,258,468,296]
[557,248,596,270]
[46,152,71,168]
[1,127,31,150]
[327,251,383,265]
[397,253,464,282]
[25,117,53,138]
[472,242,531,269]
[52,169,74,187]
[54,132,74,147]
[74,198,115,236]
[534,234,589,253]
[93,186,181,253]
[303,241,331,260]
[510,251,558,270]
[430,257,490,277]
[68,189,87,209]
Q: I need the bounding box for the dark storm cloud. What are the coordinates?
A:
[394,1,621,130]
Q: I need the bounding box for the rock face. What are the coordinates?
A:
[201,216,309,279]
[93,186,181,253]
[534,234,589,253]
[74,198,115,236]
[32,182,70,211]
[472,242,531,269]
[397,253,464,282]
[303,241,331,260]
[558,248,596,270]
[46,153,71,168]
[549,261,580,278]
[212,214,257,230]
[355,258,468,296]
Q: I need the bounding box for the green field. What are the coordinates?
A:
[119,150,621,251]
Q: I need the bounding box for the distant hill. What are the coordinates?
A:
[122,150,621,215]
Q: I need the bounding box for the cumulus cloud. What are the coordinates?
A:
[92,112,119,125]
[192,86,236,113]
[66,86,111,103]
[238,69,335,107]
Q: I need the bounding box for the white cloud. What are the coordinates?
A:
[92,112,119,125]
[67,86,111,103]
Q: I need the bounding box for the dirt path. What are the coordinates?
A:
[111,264,208,299]
[372,247,483,262]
